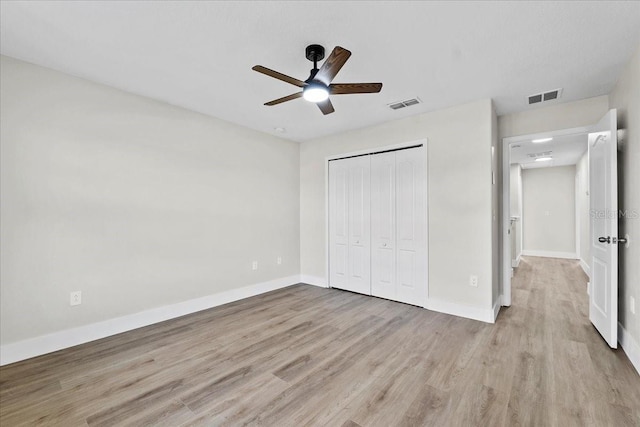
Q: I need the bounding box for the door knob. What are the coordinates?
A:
[614,237,628,244]
[383,243,387,247]
[598,236,611,244]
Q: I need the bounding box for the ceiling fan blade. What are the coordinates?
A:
[252,65,306,88]
[330,83,383,94]
[264,92,303,106]
[317,98,335,115]
[315,46,351,86]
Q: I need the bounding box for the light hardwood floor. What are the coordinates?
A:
[1,256,639,426]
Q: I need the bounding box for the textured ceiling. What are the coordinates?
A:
[1,1,639,142]
[510,133,587,169]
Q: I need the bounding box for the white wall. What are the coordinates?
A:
[575,151,590,273]
[0,56,300,348]
[522,166,576,257]
[300,99,496,316]
[609,44,640,358]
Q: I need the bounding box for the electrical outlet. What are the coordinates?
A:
[277,256,282,265]
[70,291,81,306]
[469,275,478,287]
[631,296,636,315]
[252,261,258,271]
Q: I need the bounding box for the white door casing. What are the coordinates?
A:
[589,109,618,348]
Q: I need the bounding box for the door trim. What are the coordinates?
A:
[325,139,428,300]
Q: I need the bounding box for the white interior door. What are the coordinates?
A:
[589,109,618,348]
[347,156,371,294]
[329,159,349,290]
[329,156,371,295]
[371,152,396,300]
[371,147,427,306]
[395,147,427,306]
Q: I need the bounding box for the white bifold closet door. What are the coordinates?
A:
[328,155,371,295]
[329,146,427,307]
[371,147,427,305]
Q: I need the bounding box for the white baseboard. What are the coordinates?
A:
[618,322,640,376]
[300,275,328,288]
[511,255,521,268]
[425,298,496,324]
[492,298,501,321]
[579,259,590,277]
[521,250,579,260]
[0,275,299,366]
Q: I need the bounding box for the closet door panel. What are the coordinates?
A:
[371,152,396,300]
[347,156,371,295]
[395,147,427,306]
[329,159,349,289]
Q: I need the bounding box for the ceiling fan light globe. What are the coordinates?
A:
[303,85,329,103]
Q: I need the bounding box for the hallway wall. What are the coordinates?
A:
[522,166,577,257]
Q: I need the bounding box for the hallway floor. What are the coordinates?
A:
[506,255,639,425]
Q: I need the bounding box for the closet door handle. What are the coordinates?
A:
[382,243,387,247]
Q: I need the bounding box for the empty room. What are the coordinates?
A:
[1,1,639,426]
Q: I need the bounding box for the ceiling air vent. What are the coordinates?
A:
[528,88,563,105]
[528,94,543,105]
[388,97,421,110]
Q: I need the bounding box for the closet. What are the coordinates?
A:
[328,145,427,307]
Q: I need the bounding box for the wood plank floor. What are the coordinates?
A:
[1,256,639,426]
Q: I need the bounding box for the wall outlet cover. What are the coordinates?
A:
[70,291,81,306]
[469,275,478,287]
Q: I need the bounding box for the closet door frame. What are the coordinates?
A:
[325,139,429,305]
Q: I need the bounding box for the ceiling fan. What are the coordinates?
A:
[252,44,383,115]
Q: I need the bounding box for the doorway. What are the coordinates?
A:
[502,126,590,306]
[502,110,620,348]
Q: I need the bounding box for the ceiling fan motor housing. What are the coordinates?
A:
[305,44,325,62]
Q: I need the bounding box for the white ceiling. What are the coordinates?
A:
[1,1,639,142]
[510,132,587,169]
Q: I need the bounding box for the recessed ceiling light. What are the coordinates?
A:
[274,127,286,133]
[532,137,553,143]
[535,157,553,162]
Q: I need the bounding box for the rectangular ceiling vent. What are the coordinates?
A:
[528,88,563,105]
[527,151,553,158]
[388,97,421,110]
